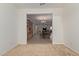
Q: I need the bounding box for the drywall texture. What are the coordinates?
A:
[0,4,17,55]
[17,8,64,44]
[63,4,79,53]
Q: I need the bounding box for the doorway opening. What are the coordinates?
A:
[27,13,53,44]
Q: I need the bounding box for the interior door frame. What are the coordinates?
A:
[26,12,53,45]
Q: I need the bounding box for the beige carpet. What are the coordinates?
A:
[3,44,79,56]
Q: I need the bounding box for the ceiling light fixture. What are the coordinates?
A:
[41,20,46,23]
[40,3,46,6]
[36,15,52,20]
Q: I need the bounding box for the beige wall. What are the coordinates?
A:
[17,8,64,44]
[63,4,79,53]
[0,4,17,55]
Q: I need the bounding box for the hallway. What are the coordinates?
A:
[4,44,79,56]
[1,3,79,56]
[27,13,52,44]
[27,32,52,44]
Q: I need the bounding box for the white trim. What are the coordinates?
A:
[53,43,64,45]
[1,43,18,56]
[25,14,27,45]
[64,44,79,55]
[18,42,26,45]
[27,12,53,14]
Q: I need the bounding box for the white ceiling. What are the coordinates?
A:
[15,3,67,8]
[13,3,79,9]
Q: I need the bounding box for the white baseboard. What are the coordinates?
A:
[18,42,26,45]
[53,43,64,45]
[0,43,18,56]
[64,44,79,55]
